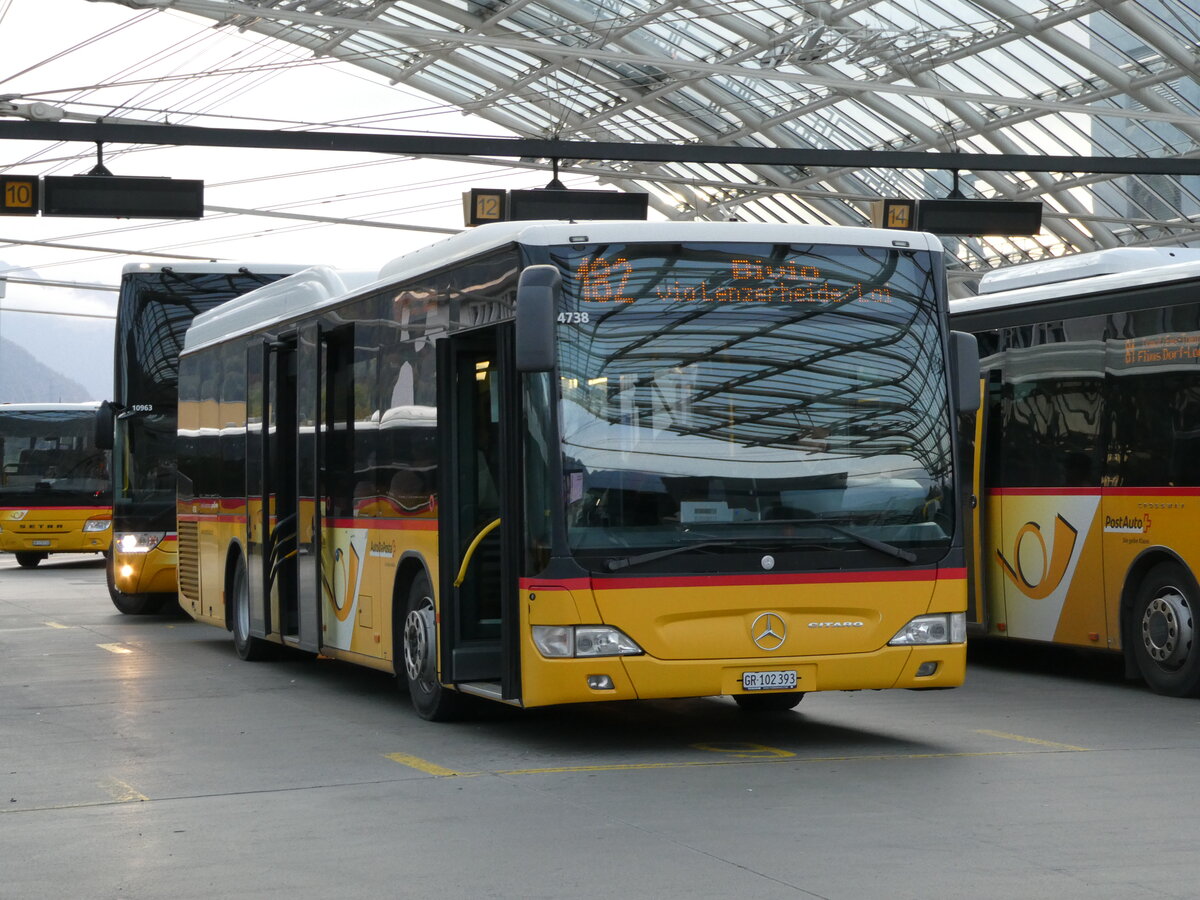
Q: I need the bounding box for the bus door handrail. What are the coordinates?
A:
[454,518,501,588]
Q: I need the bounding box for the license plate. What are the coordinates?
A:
[32,540,51,547]
[742,669,798,691]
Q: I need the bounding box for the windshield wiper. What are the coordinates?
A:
[743,518,918,564]
[603,520,917,572]
[605,538,782,572]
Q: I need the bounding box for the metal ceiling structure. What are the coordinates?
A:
[50,0,1200,288]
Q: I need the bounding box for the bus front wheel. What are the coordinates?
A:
[105,552,165,615]
[15,552,46,568]
[1131,562,1200,697]
[231,554,273,661]
[733,691,804,712]
[400,572,465,721]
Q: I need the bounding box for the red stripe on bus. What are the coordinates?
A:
[522,568,965,592]
[988,486,1200,497]
[177,513,246,524]
[324,517,438,531]
[177,514,435,530]
[987,487,1101,496]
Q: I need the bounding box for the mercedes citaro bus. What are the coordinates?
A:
[951,247,1200,697]
[176,220,978,719]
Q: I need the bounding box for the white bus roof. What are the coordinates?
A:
[977,247,1200,294]
[950,250,1200,319]
[378,219,943,282]
[184,266,378,352]
[184,220,943,354]
[121,261,309,276]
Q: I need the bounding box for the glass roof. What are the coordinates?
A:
[20,0,1200,291]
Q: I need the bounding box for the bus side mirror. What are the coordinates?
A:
[95,400,116,450]
[515,265,560,373]
[950,331,980,414]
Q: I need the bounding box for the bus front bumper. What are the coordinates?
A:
[0,516,111,554]
[518,643,966,708]
[111,535,178,594]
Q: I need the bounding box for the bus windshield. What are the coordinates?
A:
[549,241,954,570]
[113,410,176,505]
[0,407,110,505]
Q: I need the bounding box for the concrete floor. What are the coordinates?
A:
[1,552,1197,900]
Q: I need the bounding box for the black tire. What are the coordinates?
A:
[15,551,45,569]
[733,691,804,712]
[400,572,465,721]
[1130,561,1200,697]
[105,552,165,615]
[231,554,273,661]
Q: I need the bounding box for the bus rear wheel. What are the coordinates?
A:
[1131,562,1200,697]
[15,552,46,568]
[733,691,804,712]
[231,554,273,661]
[400,572,465,721]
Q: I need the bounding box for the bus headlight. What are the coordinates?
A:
[889,613,966,645]
[117,532,164,553]
[532,625,643,658]
[84,519,112,532]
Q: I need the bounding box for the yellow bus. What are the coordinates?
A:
[0,402,111,567]
[98,262,304,614]
[177,220,978,719]
[951,247,1200,696]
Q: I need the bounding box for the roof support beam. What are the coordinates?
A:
[6,119,1200,175]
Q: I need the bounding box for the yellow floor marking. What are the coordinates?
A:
[692,741,795,759]
[386,746,1091,779]
[384,753,471,777]
[44,622,69,629]
[97,643,133,655]
[102,778,149,803]
[975,729,1090,752]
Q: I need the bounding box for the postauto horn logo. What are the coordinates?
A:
[996,514,1079,601]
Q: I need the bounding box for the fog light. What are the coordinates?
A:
[915,661,938,677]
[587,675,614,690]
[119,564,134,578]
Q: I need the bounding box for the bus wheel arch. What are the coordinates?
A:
[1122,551,1200,697]
[222,543,246,633]
[390,556,427,676]
[227,545,272,661]
[392,560,465,721]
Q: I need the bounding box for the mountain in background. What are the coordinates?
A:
[0,336,92,403]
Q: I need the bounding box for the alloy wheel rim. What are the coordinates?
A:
[1142,587,1193,669]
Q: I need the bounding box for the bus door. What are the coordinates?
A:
[965,373,992,630]
[316,326,363,655]
[437,325,521,700]
[247,333,317,651]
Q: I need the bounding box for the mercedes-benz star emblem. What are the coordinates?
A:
[751,612,787,651]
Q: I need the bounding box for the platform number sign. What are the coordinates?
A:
[1,176,40,216]
[463,188,508,226]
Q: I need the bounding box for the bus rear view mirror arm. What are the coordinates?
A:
[950,331,980,414]
[515,265,560,373]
